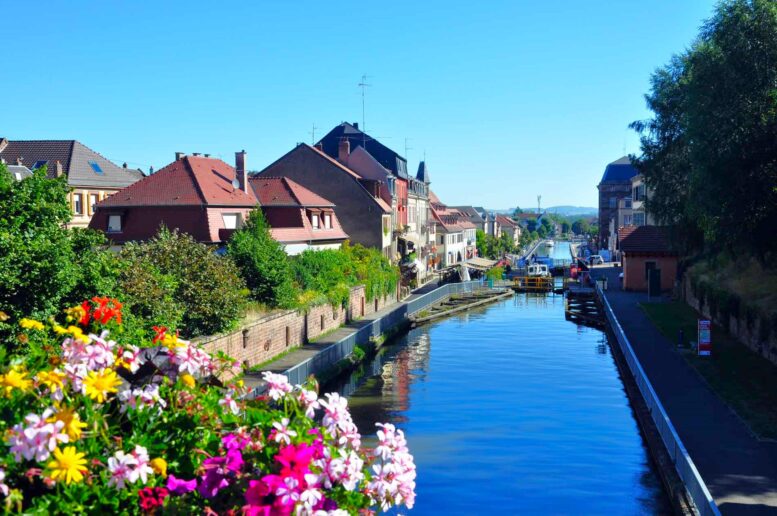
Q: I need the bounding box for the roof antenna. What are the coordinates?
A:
[358,74,372,144]
[404,138,412,161]
[309,123,318,145]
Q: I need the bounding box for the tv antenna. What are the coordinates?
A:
[309,123,318,145]
[404,138,413,160]
[358,74,372,135]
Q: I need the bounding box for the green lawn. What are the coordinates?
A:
[641,301,777,439]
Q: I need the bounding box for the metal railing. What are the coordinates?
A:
[283,280,487,387]
[596,284,720,516]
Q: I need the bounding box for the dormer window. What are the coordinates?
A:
[311,213,320,229]
[323,213,332,229]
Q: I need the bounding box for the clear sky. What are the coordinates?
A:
[3,1,715,209]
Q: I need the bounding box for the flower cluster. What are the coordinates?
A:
[0,300,416,514]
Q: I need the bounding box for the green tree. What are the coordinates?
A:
[0,165,76,338]
[632,0,777,259]
[571,218,590,236]
[120,228,247,337]
[475,229,488,258]
[512,207,524,217]
[227,210,297,308]
[65,228,122,305]
[560,221,571,234]
[292,248,354,307]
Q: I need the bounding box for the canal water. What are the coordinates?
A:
[537,240,574,262]
[332,293,671,514]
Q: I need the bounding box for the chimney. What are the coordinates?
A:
[352,122,359,130]
[338,138,350,163]
[192,152,201,157]
[235,150,248,193]
[16,157,23,166]
[122,162,128,168]
[55,160,63,177]
[0,138,7,153]
[204,153,210,158]
[175,152,185,160]
[314,143,323,151]
[149,166,154,175]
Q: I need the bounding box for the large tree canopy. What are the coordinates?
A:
[631,0,777,259]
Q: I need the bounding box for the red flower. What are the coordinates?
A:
[88,296,123,326]
[79,300,91,326]
[138,487,169,512]
[152,326,168,344]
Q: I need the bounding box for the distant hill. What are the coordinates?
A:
[489,206,596,217]
[545,205,597,216]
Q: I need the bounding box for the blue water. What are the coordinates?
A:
[335,294,670,514]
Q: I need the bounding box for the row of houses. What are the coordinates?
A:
[1,122,499,282]
[597,156,676,291]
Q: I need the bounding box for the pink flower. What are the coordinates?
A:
[129,445,154,484]
[271,418,297,446]
[166,474,197,495]
[275,443,316,480]
[107,450,138,489]
[7,409,68,462]
[261,372,293,401]
[218,390,240,415]
[297,388,320,419]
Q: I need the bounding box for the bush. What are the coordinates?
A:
[0,299,416,514]
[343,242,399,302]
[120,228,247,337]
[227,210,297,309]
[292,249,354,307]
[65,228,122,305]
[486,266,505,281]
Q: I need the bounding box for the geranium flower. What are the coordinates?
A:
[297,388,320,419]
[271,418,297,446]
[46,446,88,485]
[82,368,122,403]
[107,450,138,489]
[129,445,154,484]
[218,390,240,415]
[8,409,69,462]
[261,372,293,401]
[137,487,168,511]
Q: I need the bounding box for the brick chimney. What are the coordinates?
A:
[338,139,350,163]
[16,157,23,166]
[175,152,185,160]
[55,160,63,177]
[235,150,248,193]
[0,138,7,153]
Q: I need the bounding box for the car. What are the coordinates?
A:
[589,255,604,265]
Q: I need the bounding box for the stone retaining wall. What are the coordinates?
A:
[683,276,777,365]
[197,285,398,369]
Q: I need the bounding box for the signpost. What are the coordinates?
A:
[698,319,712,356]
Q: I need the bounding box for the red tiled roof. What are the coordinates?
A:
[618,225,675,254]
[429,190,475,232]
[98,156,256,208]
[496,215,517,227]
[249,176,335,207]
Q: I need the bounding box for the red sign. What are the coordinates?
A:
[698,320,712,356]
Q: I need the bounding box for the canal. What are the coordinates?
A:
[331,292,671,514]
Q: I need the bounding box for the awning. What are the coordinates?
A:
[463,257,498,271]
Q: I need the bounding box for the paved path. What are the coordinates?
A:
[243,280,445,389]
[593,267,777,515]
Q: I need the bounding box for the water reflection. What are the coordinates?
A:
[330,294,671,514]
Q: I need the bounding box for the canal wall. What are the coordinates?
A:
[682,276,777,366]
[597,284,720,516]
[195,285,395,371]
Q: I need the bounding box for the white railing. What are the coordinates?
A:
[597,284,720,516]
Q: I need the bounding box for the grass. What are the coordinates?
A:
[641,301,777,439]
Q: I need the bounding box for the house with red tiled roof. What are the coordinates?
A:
[617,226,677,292]
[256,143,393,256]
[495,215,521,242]
[89,152,348,254]
[429,191,477,268]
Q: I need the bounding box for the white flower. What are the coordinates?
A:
[107,450,139,489]
[271,418,297,446]
[128,445,154,484]
[218,390,240,415]
[262,372,293,401]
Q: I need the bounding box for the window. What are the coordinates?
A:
[311,214,320,229]
[633,212,645,226]
[107,215,122,233]
[608,197,616,209]
[88,161,104,175]
[89,193,99,214]
[323,213,332,229]
[623,214,632,226]
[73,194,83,215]
[223,213,240,229]
[31,160,48,170]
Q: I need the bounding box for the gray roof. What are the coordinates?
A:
[0,140,143,189]
[5,165,32,181]
[600,156,638,184]
[344,146,390,182]
[416,161,430,184]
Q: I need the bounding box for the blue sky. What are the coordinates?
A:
[3,1,715,209]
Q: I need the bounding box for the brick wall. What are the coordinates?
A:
[622,254,677,291]
[307,302,346,340]
[348,285,396,321]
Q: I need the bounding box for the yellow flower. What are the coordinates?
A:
[19,318,44,331]
[0,366,32,396]
[162,333,184,349]
[46,446,88,485]
[53,324,69,335]
[179,374,196,388]
[82,368,122,403]
[66,325,90,343]
[64,305,86,324]
[37,370,66,392]
[150,457,167,478]
[48,407,88,441]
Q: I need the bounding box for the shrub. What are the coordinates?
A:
[227,210,297,309]
[486,266,505,281]
[120,228,247,337]
[0,300,416,514]
[343,242,399,302]
[65,228,122,305]
[292,249,354,307]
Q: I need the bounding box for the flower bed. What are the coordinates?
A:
[0,297,415,514]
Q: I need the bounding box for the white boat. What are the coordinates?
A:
[527,264,550,277]
[546,240,555,247]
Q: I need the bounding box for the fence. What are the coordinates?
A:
[283,280,487,387]
[597,284,720,516]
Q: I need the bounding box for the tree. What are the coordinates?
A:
[475,229,488,258]
[560,221,571,234]
[632,0,777,260]
[227,210,297,308]
[0,165,76,338]
[571,218,590,236]
[512,207,524,217]
[121,228,247,337]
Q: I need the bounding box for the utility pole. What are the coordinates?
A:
[358,74,372,136]
[309,123,318,145]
